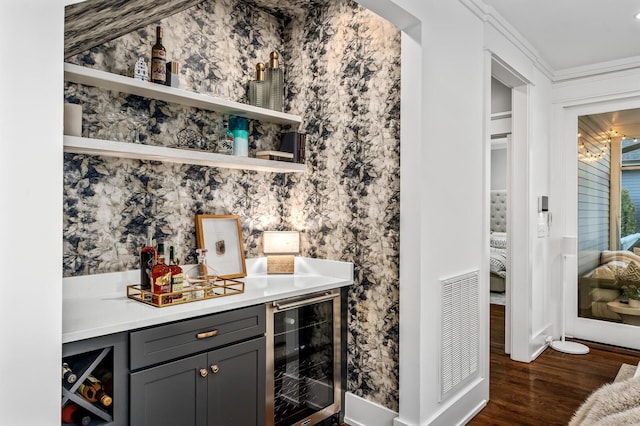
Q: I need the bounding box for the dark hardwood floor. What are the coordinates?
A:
[468,304,640,425]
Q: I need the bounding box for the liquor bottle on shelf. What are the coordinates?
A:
[249,62,267,108]
[78,374,113,407]
[151,26,167,84]
[151,241,172,303]
[140,228,156,291]
[265,51,284,112]
[62,362,77,384]
[61,403,92,426]
[169,246,184,302]
[217,119,233,155]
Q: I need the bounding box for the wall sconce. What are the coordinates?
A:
[263,231,300,274]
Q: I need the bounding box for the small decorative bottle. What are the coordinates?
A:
[151,26,167,84]
[265,51,283,112]
[230,116,249,157]
[217,119,234,154]
[248,62,267,108]
[133,56,148,81]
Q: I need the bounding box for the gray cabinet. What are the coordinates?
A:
[208,337,265,426]
[130,353,208,425]
[129,305,266,426]
[62,333,128,426]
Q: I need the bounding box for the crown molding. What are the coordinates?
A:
[554,55,640,82]
[462,0,640,83]
[460,0,555,81]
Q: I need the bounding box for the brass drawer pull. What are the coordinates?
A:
[196,329,219,339]
[200,369,208,378]
[211,364,219,374]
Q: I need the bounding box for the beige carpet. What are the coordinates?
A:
[614,363,637,382]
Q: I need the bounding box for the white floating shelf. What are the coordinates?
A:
[64,63,302,126]
[64,136,307,173]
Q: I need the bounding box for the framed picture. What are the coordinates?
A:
[195,214,247,279]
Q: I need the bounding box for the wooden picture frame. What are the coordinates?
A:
[195,214,247,279]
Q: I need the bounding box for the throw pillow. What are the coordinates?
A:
[617,261,640,283]
[490,234,507,249]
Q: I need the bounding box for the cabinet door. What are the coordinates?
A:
[130,353,208,426]
[208,337,265,426]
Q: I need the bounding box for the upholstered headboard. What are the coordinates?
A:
[491,190,507,233]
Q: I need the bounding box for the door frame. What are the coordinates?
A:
[490,56,532,362]
[560,97,640,350]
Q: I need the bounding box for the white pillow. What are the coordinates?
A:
[490,234,507,249]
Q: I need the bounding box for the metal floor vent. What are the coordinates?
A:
[440,270,480,401]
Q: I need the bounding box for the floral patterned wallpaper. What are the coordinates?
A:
[64,0,400,411]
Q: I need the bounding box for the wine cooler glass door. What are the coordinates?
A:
[267,291,341,426]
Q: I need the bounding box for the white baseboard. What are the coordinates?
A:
[344,392,398,426]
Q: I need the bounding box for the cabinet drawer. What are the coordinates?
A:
[130,305,265,370]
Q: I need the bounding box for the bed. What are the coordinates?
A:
[490,190,507,292]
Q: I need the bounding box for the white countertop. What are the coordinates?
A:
[63,257,353,344]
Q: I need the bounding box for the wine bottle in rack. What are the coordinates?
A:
[78,374,113,407]
[62,362,77,384]
[91,364,113,396]
[61,403,92,425]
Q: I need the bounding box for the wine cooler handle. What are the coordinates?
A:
[196,329,219,339]
[199,369,208,378]
[211,364,219,374]
[273,291,338,311]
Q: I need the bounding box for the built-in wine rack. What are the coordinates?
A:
[61,348,114,425]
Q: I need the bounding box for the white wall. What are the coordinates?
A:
[528,67,553,352]
[491,148,507,190]
[378,1,490,425]
[491,77,512,114]
[0,1,64,424]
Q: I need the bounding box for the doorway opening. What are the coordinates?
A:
[489,56,531,362]
[489,77,511,353]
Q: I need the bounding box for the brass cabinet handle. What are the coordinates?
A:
[196,329,219,339]
[200,368,208,378]
[211,364,219,374]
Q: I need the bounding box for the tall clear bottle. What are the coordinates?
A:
[248,62,267,108]
[217,119,233,155]
[184,248,218,299]
[265,51,283,112]
[168,246,184,302]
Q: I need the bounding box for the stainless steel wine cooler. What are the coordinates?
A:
[266,289,341,426]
